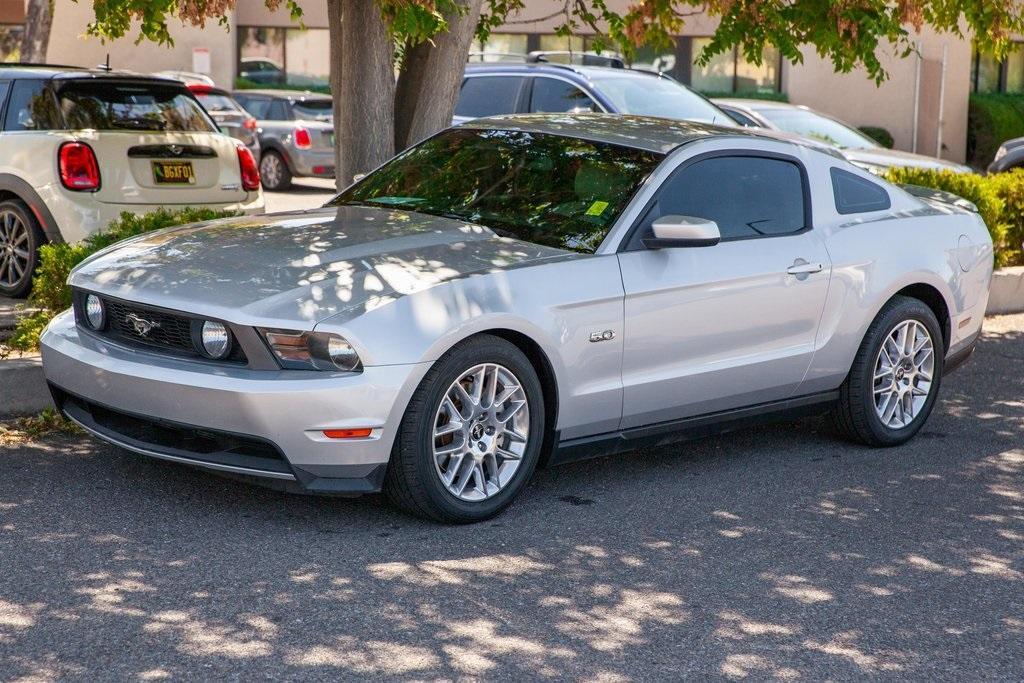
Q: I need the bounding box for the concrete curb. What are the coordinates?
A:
[0,354,52,419]
[988,266,1024,316]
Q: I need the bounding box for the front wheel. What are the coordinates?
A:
[831,295,944,446]
[385,335,545,523]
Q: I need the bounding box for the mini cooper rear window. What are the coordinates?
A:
[57,81,216,132]
[831,168,892,214]
[333,128,663,253]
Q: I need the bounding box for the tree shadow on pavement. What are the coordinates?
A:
[0,323,1021,680]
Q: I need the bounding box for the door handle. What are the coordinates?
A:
[786,261,824,276]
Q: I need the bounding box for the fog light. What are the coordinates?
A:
[199,321,231,359]
[84,294,105,330]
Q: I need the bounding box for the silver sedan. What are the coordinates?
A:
[41,115,993,523]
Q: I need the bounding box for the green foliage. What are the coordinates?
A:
[966,93,1024,169]
[858,126,894,149]
[234,78,331,95]
[9,208,237,352]
[700,91,789,102]
[884,167,1023,267]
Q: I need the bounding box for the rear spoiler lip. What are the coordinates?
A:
[899,183,979,213]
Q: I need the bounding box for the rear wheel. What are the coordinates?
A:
[831,296,944,446]
[385,335,545,523]
[0,199,44,298]
[259,150,292,191]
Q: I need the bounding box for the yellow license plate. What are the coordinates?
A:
[152,160,195,185]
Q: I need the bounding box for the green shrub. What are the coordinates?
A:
[883,167,1024,267]
[9,208,238,352]
[858,126,894,149]
[700,90,789,102]
[966,93,1024,169]
[234,77,331,95]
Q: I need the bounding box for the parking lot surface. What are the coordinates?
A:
[263,178,336,214]
[1,315,1022,680]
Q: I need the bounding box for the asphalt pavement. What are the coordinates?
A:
[1,315,1022,680]
[263,178,337,214]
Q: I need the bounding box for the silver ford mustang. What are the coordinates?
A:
[41,115,994,523]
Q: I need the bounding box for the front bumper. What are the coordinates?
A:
[40,311,429,494]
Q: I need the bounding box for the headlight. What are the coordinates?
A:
[84,294,105,330]
[198,320,232,359]
[260,329,362,372]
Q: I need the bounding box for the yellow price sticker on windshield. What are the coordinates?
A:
[585,200,609,217]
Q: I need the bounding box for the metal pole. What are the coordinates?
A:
[936,43,948,159]
[912,40,921,153]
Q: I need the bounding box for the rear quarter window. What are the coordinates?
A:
[831,168,892,214]
[4,79,59,131]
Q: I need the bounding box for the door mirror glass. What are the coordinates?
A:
[644,215,721,249]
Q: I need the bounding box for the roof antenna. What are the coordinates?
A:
[97,54,111,72]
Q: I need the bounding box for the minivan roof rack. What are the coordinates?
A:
[526,51,626,69]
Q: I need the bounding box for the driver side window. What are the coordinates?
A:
[631,154,808,247]
[529,78,599,113]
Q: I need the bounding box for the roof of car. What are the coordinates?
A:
[461,113,770,154]
[713,98,804,112]
[232,89,331,101]
[465,62,665,82]
[0,64,187,83]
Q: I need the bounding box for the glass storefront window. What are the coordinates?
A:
[972,50,1002,93]
[238,26,329,88]
[1005,45,1024,93]
[472,33,529,61]
[690,37,781,93]
[539,34,588,54]
[690,37,734,92]
[0,24,22,62]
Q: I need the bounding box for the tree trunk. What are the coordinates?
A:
[394,0,483,152]
[327,0,343,190]
[21,0,53,63]
[336,0,395,186]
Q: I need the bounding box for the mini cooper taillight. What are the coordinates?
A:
[293,126,312,149]
[58,142,100,191]
[236,144,261,191]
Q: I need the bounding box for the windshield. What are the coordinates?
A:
[590,75,734,125]
[58,82,216,132]
[332,128,663,253]
[756,108,878,149]
[293,99,332,121]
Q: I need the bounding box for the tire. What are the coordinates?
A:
[0,199,45,298]
[259,150,292,191]
[830,295,944,447]
[385,334,546,523]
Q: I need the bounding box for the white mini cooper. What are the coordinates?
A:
[0,65,264,297]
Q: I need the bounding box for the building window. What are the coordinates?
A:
[972,43,1024,93]
[237,26,330,88]
[0,24,22,62]
[470,34,529,61]
[689,37,781,94]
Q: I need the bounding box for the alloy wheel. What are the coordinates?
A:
[260,154,283,188]
[873,319,935,429]
[432,363,530,502]
[0,209,30,289]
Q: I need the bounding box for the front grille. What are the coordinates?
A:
[53,386,292,477]
[74,292,248,364]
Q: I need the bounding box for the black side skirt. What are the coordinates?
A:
[550,390,839,466]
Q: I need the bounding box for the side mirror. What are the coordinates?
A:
[643,215,721,249]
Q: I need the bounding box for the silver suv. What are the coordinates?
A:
[233,90,334,191]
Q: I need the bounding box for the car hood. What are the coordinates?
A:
[845,147,971,173]
[69,206,574,328]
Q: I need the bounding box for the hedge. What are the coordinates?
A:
[966,93,1024,169]
[8,208,238,352]
[234,78,331,95]
[858,126,894,149]
[884,167,1023,267]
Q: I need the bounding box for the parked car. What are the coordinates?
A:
[713,99,971,174]
[233,89,334,191]
[0,65,264,297]
[42,114,993,522]
[187,84,260,159]
[987,137,1024,173]
[455,56,735,126]
[238,58,330,89]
